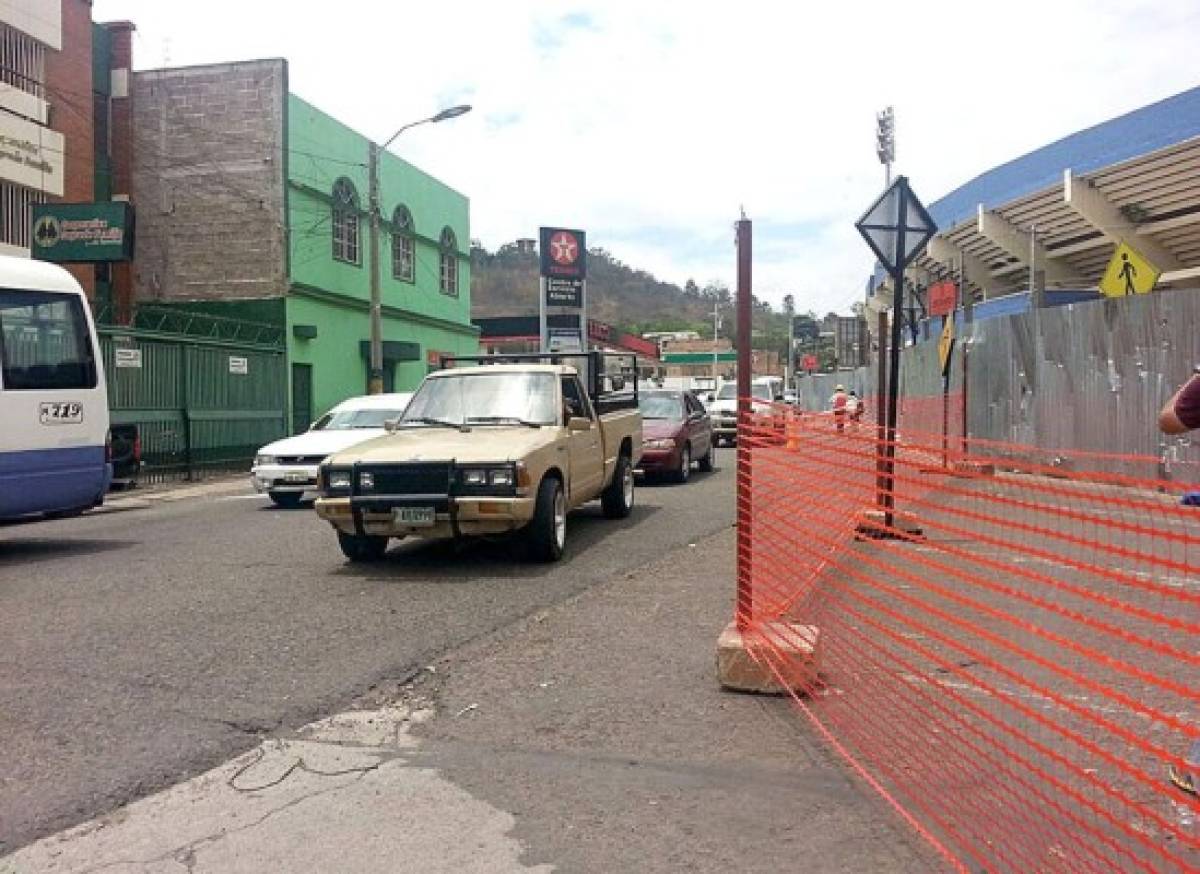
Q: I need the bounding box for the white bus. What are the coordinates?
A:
[0,256,111,520]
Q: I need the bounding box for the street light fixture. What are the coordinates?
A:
[368,104,473,394]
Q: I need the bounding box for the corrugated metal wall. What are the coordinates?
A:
[792,289,1200,478]
[99,330,286,477]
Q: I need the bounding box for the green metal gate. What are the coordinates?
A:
[98,325,287,480]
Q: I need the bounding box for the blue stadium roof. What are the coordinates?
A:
[928,86,1200,230]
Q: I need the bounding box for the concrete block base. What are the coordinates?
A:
[716,621,820,695]
[856,508,924,540]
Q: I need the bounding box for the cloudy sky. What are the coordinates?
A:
[94,0,1199,314]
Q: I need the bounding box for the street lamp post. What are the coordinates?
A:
[367,104,472,394]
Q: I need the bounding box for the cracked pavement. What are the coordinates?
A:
[1,463,935,870]
[0,466,735,854]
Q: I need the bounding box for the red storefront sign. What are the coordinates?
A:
[928,280,958,317]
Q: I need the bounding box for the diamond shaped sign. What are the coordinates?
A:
[855,176,937,275]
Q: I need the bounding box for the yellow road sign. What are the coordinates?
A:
[1099,243,1160,297]
[938,316,954,374]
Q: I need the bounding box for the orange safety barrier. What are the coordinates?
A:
[734,398,1200,873]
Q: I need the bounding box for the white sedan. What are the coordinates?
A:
[252,393,412,507]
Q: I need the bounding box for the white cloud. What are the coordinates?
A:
[97,0,1200,314]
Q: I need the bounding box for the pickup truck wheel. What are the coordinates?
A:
[601,454,634,519]
[673,445,691,484]
[268,490,303,509]
[698,443,715,472]
[337,531,389,562]
[526,477,566,562]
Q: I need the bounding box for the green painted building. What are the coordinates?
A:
[286,95,477,426]
[131,60,478,435]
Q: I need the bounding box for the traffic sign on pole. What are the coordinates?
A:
[854,176,937,528]
[854,177,937,275]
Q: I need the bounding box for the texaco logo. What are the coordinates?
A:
[549,231,579,266]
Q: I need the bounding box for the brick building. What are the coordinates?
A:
[0,1,135,308]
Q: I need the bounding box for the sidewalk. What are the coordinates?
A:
[94,474,252,514]
[2,527,935,873]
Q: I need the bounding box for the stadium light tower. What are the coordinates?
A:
[875,106,895,186]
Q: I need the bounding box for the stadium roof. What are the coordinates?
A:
[870,85,1200,308]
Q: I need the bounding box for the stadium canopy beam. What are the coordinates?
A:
[976,205,1073,284]
[926,235,1000,299]
[1062,170,1184,271]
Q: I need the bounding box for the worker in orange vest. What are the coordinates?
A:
[830,384,848,433]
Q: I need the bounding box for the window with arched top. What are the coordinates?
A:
[391,205,415,283]
[331,177,360,265]
[439,226,459,297]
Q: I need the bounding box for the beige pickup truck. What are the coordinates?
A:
[314,354,643,562]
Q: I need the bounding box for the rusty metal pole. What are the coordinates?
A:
[735,216,753,631]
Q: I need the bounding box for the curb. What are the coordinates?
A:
[98,476,252,513]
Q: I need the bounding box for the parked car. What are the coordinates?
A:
[636,389,713,482]
[313,353,643,563]
[108,423,142,490]
[708,378,782,446]
[251,392,412,507]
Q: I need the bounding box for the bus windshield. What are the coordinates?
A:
[0,289,97,390]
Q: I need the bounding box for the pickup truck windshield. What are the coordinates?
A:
[402,372,557,426]
[716,384,737,400]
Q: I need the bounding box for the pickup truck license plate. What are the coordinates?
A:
[393,507,435,526]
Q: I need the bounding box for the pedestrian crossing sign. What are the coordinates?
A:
[1099,243,1159,297]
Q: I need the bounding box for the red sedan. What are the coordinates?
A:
[635,390,715,483]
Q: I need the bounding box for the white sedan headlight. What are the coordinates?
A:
[255,454,276,467]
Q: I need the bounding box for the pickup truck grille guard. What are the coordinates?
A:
[348,460,470,539]
[349,460,458,537]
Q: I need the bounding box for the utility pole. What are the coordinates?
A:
[786,315,795,391]
[367,142,383,393]
[711,302,721,384]
[367,105,472,394]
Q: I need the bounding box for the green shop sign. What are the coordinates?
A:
[31,201,134,262]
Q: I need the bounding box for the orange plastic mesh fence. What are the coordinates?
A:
[735,398,1199,873]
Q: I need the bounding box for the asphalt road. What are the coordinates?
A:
[0,461,737,854]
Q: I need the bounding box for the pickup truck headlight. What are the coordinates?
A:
[644,439,676,450]
[322,467,352,495]
[457,465,517,493]
[255,454,276,467]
